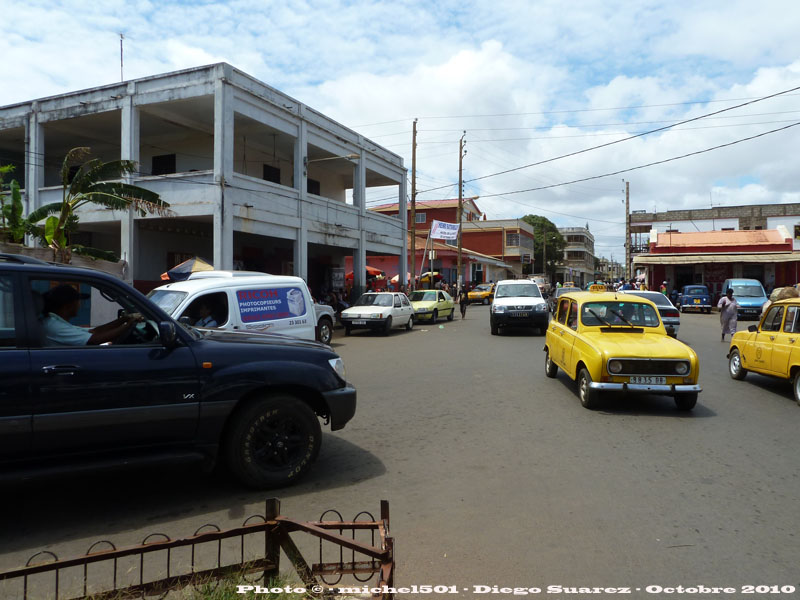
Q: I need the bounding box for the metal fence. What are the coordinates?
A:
[0,498,394,599]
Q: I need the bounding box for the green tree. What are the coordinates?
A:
[521,214,565,282]
[25,147,172,263]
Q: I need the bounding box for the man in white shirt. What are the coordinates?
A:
[42,284,144,346]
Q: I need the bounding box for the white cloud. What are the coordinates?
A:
[3,0,800,259]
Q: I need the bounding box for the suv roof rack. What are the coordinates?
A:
[0,253,50,265]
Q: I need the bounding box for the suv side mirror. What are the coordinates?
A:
[159,321,179,347]
[178,315,193,325]
[748,325,758,332]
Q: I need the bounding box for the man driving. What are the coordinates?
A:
[42,284,144,346]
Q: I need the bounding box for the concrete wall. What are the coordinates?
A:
[136,227,213,280]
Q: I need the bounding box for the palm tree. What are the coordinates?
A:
[26,147,172,263]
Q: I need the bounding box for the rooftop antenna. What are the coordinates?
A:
[119,33,124,81]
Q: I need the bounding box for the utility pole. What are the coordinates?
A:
[457,132,466,291]
[410,119,417,291]
[625,180,631,280]
[119,33,125,82]
[542,224,547,282]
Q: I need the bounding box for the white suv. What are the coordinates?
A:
[489,279,549,335]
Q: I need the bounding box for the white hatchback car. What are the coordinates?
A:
[340,292,415,335]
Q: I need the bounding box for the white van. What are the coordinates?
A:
[148,272,320,342]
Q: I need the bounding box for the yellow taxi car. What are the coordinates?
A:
[408,289,455,323]
[727,298,800,404]
[468,282,495,305]
[544,290,701,410]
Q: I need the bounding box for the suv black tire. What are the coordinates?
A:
[225,395,321,489]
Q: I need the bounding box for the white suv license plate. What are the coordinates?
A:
[629,376,666,384]
[352,319,367,325]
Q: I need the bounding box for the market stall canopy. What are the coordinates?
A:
[418,271,442,283]
[390,272,411,283]
[161,256,214,281]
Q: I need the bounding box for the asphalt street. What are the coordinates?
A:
[2,305,799,599]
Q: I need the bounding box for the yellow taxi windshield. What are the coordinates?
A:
[581,301,660,328]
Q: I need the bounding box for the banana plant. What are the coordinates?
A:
[25,147,172,263]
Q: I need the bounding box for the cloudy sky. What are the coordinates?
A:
[3,0,800,258]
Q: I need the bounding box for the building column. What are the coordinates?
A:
[25,104,44,215]
[398,176,408,289]
[120,85,139,282]
[352,149,367,295]
[213,66,234,270]
[293,118,308,280]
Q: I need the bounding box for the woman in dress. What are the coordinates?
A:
[718,288,739,342]
[457,286,469,319]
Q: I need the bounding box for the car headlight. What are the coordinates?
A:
[492,305,505,313]
[328,357,346,380]
[608,360,623,374]
[371,313,382,319]
[536,304,548,311]
[675,362,689,375]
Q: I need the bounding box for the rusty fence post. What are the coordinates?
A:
[264,498,281,584]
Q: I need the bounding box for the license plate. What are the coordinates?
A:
[512,312,530,317]
[693,299,700,304]
[630,376,666,384]
[353,320,366,325]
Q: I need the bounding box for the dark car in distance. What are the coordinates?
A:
[677,285,712,313]
[0,254,356,489]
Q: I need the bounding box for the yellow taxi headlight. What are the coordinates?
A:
[608,360,623,374]
[675,362,690,375]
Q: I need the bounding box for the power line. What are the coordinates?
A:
[478,121,800,200]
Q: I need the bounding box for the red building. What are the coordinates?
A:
[634,227,800,299]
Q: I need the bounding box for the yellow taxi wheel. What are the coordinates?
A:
[675,393,698,411]
[578,368,600,410]
[482,298,489,305]
[793,371,800,406]
[447,308,454,321]
[728,348,747,380]
[544,350,557,378]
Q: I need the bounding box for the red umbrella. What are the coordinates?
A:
[345,266,385,280]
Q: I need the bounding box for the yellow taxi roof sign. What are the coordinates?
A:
[589,284,606,292]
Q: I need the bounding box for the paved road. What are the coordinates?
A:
[2,306,799,599]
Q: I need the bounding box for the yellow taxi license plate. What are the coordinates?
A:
[630,376,666,384]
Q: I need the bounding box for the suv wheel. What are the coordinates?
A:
[317,317,333,345]
[544,349,557,378]
[225,395,321,489]
[490,320,499,335]
[578,367,600,410]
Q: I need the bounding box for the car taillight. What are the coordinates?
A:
[662,310,679,318]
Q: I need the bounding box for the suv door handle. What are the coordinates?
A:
[42,365,80,376]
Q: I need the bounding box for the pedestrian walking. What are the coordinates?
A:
[458,286,469,319]
[718,288,739,342]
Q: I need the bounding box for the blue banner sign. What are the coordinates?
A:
[236,287,307,322]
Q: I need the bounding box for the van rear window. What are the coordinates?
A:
[236,287,307,322]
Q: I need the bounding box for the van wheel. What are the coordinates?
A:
[383,316,392,335]
[578,368,600,410]
[225,395,321,489]
[317,317,333,345]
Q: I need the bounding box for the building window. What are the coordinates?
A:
[506,232,520,247]
[755,226,763,230]
[152,154,176,176]
[263,164,280,184]
[721,227,734,231]
[307,178,321,196]
[415,213,427,224]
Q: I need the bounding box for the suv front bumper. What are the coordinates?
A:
[322,384,357,430]
[491,311,549,328]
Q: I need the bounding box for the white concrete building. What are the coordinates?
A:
[0,63,407,294]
